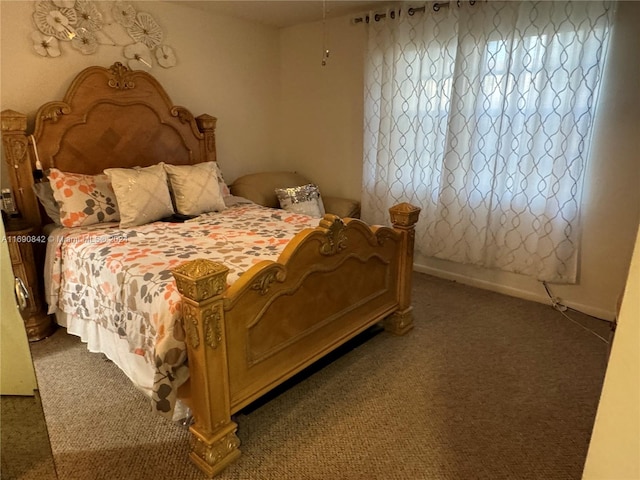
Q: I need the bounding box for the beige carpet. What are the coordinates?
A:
[29,273,611,480]
[1,394,57,480]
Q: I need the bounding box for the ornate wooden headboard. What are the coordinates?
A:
[1,62,217,229]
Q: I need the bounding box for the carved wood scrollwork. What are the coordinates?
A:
[182,303,200,350]
[4,136,28,168]
[171,106,194,125]
[181,302,222,351]
[40,103,70,124]
[107,62,135,90]
[250,266,287,295]
[251,270,278,295]
[206,134,215,155]
[376,228,397,247]
[203,306,222,349]
[318,216,348,256]
[190,431,240,468]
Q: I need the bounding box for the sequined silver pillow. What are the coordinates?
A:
[275,184,325,218]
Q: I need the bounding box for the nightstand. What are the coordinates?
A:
[5,220,54,341]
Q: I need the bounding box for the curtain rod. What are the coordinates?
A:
[351,1,477,24]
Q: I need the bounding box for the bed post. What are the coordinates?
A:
[1,110,41,228]
[385,202,421,335]
[195,114,217,164]
[172,259,240,478]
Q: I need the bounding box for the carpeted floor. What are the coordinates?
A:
[1,393,57,480]
[27,272,611,480]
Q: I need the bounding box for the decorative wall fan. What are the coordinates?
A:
[30,0,177,69]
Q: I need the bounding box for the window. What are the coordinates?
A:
[362,1,614,282]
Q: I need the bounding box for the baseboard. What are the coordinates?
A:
[413,263,615,321]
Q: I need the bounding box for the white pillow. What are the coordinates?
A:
[104,163,174,228]
[275,184,326,218]
[164,162,226,215]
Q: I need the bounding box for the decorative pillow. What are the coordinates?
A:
[104,163,174,228]
[32,181,61,225]
[212,162,231,198]
[275,184,326,218]
[164,162,226,216]
[48,168,119,228]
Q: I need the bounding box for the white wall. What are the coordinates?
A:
[0,0,281,184]
[278,16,366,200]
[582,229,640,479]
[278,2,640,320]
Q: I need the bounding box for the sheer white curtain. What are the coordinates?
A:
[362,1,614,283]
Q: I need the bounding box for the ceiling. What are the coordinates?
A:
[174,1,392,28]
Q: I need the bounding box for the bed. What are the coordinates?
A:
[1,63,420,478]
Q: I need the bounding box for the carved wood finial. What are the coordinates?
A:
[196,114,218,163]
[107,62,136,90]
[196,114,217,131]
[389,202,421,228]
[1,109,27,132]
[172,259,229,302]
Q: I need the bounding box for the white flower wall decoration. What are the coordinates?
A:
[155,45,176,68]
[70,27,98,54]
[112,1,136,28]
[31,31,61,57]
[123,41,153,71]
[30,0,177,69]
[33,1,77,40]
[75,0,103,32]
[127,12,163,49]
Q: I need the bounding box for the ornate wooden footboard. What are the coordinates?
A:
[172,203,420,477]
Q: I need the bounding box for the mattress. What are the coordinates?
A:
[44,200,319,418]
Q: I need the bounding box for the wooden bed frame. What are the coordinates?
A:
[1,63,420,477]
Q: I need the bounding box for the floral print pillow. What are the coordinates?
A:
[48,168,120,227]
[212,162,231,197]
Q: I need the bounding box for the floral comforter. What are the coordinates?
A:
[47,203,318,417]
